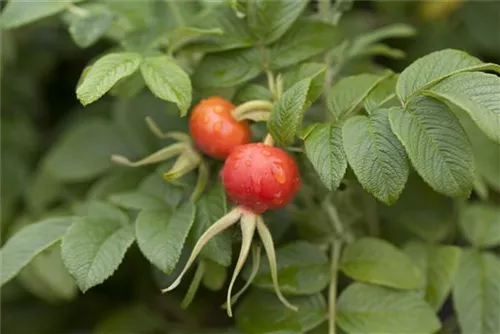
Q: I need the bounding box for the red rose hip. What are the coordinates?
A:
[221,143,301,213]
[189,96,251,160]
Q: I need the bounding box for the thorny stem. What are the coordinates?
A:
[328,241,342,334]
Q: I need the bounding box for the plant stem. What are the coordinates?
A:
[328,241,342,334]
[324,201,354,243]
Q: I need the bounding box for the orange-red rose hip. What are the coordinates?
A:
[189,96,250,159]
[221,143,301,213]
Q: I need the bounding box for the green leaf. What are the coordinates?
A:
[404,242,461,311]
[389,97,474,197]
[342,110,409,204]
[202,260,227,291]
[167,27,222,53]
[69,10,114,48]
[187,4,256,52]
[76,52,142,105]
[137,169,186,208]
[396,49,500,104]
[233,84,272,105]
[363,74,398,113]
[282,62,326,100]
[459,203,500,248]
[453,250,500,334]
[43,118,130,182]
[193,48,262,88]
[236,291,326,334]
[340,237,424,289]
[18,244,77,303]
[303,124,347,190]
[269,19,342,70]
[349,23,416,58]
[1,0,74,29]
[337,283,441,334]
[245,241,329,295]
[247,0,308,44]
[379,173,455,243]
[191,185,232,267]
[268,68,325,146]
[109,192,165,211]
[135,202,196,273]
[327,72,390,120]
[140,56,192,116]
[455,106,500,192]
[424,72,500,144]
[61,202,134,292]
[1,217,73,286]
[109,71,145,99]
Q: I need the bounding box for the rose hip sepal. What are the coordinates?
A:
[161,144,301,317]
[189,96,250,160]
[221,143,301,213]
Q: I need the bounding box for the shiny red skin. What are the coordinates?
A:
[221,143,301,214]
[189,96,251,160]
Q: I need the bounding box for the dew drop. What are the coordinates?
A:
[203,115,210,124]
[262,149,271,157]
[214,106,224,114]
[245,160,252,167]
[234,161,240,169]
[273,198,284,205]
[271,164,286,184]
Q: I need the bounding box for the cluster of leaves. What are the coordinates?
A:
[1,1,500,333]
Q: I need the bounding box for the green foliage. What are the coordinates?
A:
[2,1,500,333]
[140,56,192,116]
[61,202,134,292]
[135,202,195,274]
[459,203,500,248]
[453,250,500,334]
[342,109,409,204]
[236,291,326,334]
[303,124,347,190]
[337,283,441,334]
[1,218,73,286]
[245,241,330,295]
[389,97,474,197]
[404,242,461,310]
[76,53,142,105]
[340,237,424,289]
[268,68,324,145]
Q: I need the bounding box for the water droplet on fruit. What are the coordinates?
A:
[271,164,286,184]
[203,115,210,124]
[245,160,252,167]
[234,161,240,169]
[273,198,284,205]
[214,106,223,114]
[262,149,271,156]
[214,121,222,132]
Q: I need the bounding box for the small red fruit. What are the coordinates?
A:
[221,143,301,213]
[189,96,251,159]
